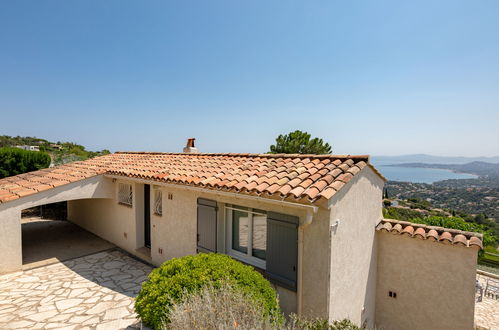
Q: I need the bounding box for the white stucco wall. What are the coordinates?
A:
[0,175,114,274]
[300,207,331,318]
[67,180,146,258]
[375,232,478,330]
[327,167,384,328]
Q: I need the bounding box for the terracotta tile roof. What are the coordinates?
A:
[376,219,483,249]
[0,152,385,205]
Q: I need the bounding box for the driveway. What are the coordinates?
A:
[0,250,152,330]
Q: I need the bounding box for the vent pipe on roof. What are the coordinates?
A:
[183,138,199,153]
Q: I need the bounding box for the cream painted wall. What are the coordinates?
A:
[0,207,22,273]
[375,232,478,330]
[328,167,384,329]
[67,180,146,257]
[300,208,331,318]
[0,175,114,274]
[150,186,197,263]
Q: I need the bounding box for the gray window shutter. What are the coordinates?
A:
[266,211,298,291]
[197,198,217,253]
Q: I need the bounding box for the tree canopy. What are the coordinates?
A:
[269,130,332,154]
[0,147,51,178]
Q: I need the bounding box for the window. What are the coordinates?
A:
[226,205,267,268]
[118,183,133,206]
[154,189,162,216]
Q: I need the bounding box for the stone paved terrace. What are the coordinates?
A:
[475,272,499,330]
[0,249,152,329]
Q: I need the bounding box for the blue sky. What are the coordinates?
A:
[0,1,498,156]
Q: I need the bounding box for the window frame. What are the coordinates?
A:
[118,183,133,206]
[225,205,267,269]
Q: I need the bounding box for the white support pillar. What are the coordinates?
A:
[0,207,22,274]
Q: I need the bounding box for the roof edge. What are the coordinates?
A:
[381,218,483,238]
[114,151,370,159]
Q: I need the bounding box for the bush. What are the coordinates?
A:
[166,282,273,329]
[135,253,281,329]
[0,147,51,178]
[409,216,496,247]
[287,315,360,330]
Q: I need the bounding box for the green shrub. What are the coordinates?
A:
[0,147,51,178]
[287,315,360,330]
[409,216,496,246]
[135,253,282,329]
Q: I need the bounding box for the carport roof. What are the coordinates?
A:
[0,152,385,205]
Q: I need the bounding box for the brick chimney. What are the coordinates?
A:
[183,138,199,153]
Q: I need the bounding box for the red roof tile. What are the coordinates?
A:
[0,152,385,205]
[376,219,483,249]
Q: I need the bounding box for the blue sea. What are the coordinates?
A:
[373,163,478,184]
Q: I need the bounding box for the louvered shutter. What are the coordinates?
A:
[266,211,298,291]
[197,198,217,253]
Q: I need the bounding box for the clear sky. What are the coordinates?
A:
[1,1,498,156]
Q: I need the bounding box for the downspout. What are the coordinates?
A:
[297,208,316,316]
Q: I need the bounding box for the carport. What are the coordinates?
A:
[0,173,115,274]
[21,215,115,270]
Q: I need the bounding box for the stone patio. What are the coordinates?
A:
[475,273,499,330]
[0,249,152,330]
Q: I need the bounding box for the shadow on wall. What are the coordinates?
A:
[362,234,377,329]
[22,202,68,220]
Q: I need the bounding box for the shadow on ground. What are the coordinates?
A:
[21,217,115,269]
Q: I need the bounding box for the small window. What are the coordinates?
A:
[154,190,162,216]
[118,183,133,206]
[226,205,267,269]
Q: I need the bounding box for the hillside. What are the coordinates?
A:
[0,135,110,165]
[373,154,499,165]
[391,161,499,177]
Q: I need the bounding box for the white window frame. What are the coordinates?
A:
[154,189,162,216]
[118,183,133,206]
[225,205,267,269]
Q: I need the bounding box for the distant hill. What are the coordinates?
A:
[372,154,499,165]
[390,161,499,178]
[0,135,110,165]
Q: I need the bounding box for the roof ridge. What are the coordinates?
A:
[114,151,370,159]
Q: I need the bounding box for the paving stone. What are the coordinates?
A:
[103,261,126,270]
[0,313,16,323]
[0,250,152,330]
[55,298,83,311]
[103,306,130,320]
[45,323,73,329]
[50,313,72,322]
[15,275,40,283]
[8,320,35,328]
[82,316,100,325]
[26,309,59,322]
[68,314,93,324]
[85,301,116,315]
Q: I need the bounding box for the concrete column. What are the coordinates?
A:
[0,207,22,274]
